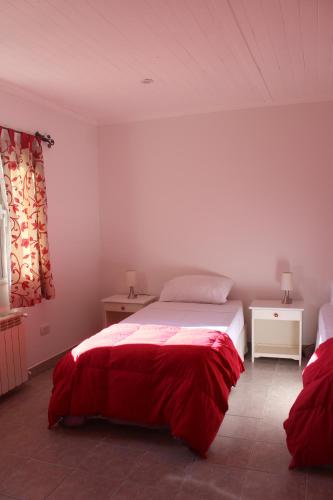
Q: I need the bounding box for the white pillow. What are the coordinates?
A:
[159,274,233,304]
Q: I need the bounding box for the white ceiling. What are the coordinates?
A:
[0,0,332,124]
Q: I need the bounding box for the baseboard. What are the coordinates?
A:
[29,345,75,377]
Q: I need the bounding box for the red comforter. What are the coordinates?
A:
[49,323,243,456]
[284,338,333,468]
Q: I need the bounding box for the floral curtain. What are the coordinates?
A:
[0,127,55,307]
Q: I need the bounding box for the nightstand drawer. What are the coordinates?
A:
[253,309,301,321]
[104,303,142,314]
[101,294,157,327]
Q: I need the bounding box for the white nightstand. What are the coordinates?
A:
[249,300,304,365]
[101,294,157,327]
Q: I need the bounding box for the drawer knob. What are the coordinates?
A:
[121,306,125,311]
[273,312,279,318]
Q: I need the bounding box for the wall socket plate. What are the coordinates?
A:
[40,324,50,336]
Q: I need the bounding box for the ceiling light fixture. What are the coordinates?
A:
[141,78,154,84]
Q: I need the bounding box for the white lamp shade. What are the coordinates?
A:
[281,272,293,291]
[126,270,137,288]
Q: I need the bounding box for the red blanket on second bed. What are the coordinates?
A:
[48,323,243,456]
[284,338,333,468]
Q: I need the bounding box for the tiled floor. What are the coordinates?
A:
[0,357,332,499]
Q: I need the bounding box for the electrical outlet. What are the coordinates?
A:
[40,323,50,336]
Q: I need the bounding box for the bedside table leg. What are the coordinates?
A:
[103,310,108,328]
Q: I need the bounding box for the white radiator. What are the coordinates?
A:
[0,314,28,396]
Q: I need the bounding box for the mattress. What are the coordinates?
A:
[122,299,246,359]
[316,303,333,347]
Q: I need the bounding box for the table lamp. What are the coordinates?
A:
[281,272,293,304]
[126,270,137,299]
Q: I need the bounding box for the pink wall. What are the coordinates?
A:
[0,89,102,367]
[1,91,330,362]
[99,102,333,344]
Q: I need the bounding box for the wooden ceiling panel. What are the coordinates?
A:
[0,0,331,123]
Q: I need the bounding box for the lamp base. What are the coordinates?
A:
[281,290,292,304]
[128,286,137,299]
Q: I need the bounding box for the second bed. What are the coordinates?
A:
[284,302,333,468]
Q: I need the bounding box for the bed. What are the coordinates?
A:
[284,302,333,468]
[48,294,245,457]
[316,302,333,347]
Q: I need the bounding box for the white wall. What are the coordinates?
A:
[99,102,333,345]
[0,89,102,367]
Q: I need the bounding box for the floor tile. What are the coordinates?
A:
[228,385,269,418]
[0,458,73,500]
[178,462,246,500]
[0,454,27,486]
[30,428,102,467]
[47,469,124,500]
[263,384,299,422]
[248,441,293,473]
[241,469,306,500]
[129,448,194,486]
[263,400,293,422]
[207,436,255,468]
[244,358,278,369]
[218,414,259,440]
[113,477,182,500]
[268,382,303,404]
[129,460,186,488]
[79,441,145,479]
[0,495,21,500]
[306,467,333,500]
[0,423,52,458]
[141,442,197,467]
[276,359,303,371]
[102,423,170,452]
[239,361,275,378]
[254,417,286,445]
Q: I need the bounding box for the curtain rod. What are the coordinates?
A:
[0,125,55,148]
